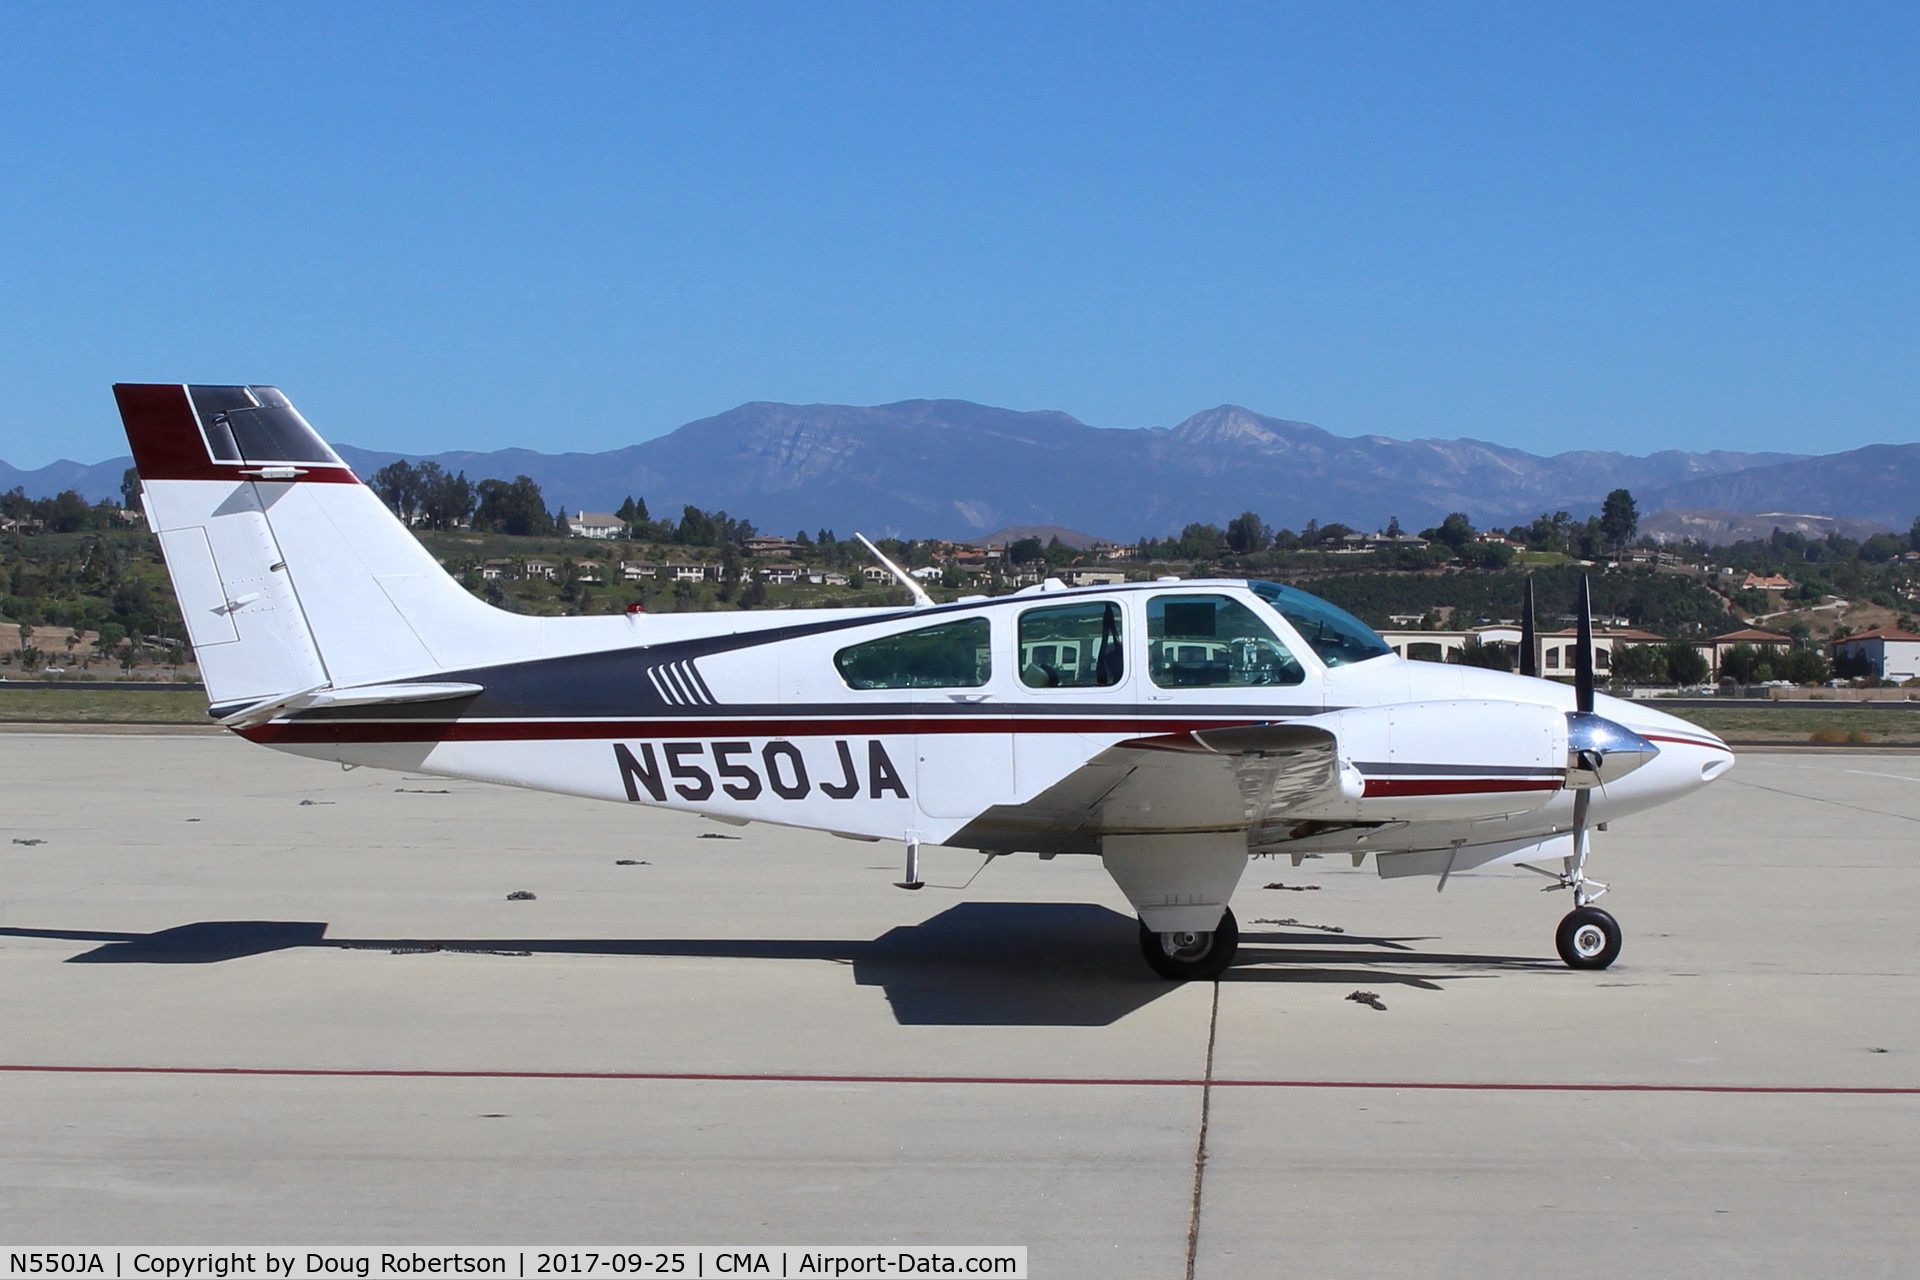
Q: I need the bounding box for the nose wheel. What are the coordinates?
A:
[1138,906,1239,981]
[1556,905,1622,969]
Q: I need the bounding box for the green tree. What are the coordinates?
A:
[1663,640,1710,686]
[1859,533,1905,563]
[1717,642,1766,684]
[1424,512,1476,552]
[1451,637,1513,671]
[1777,647,1831,685]
[1172,524,1225,559]
[676,505,719,547]
[1610,642,1669,685]
[417,464,476,530]
[1460,541,1515,569]
[472,476,552,535]
[120,467,142,510]
[1600,489,1638,556]
[371,460,423,523]
[1225,512,1270,555]
[1008,537,1045,565]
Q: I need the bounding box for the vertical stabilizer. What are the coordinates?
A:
[115,384,542,712]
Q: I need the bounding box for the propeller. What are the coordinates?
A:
[1554,574,1655,907]
[1573,575,1595,714]
[1518,577,1539,678]
[1562,575,1656,787]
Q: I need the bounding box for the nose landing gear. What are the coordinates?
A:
[1556,905,1622,969]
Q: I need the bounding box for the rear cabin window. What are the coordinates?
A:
[1019,601,1124,688]
[834,617,991,689]
[1148,594,1305,687]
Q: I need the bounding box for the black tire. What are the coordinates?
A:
[1556,906,1622,970]
[1139,906,1239,981]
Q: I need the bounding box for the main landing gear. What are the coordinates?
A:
[1139,906,1240,982]
[1103,832,1251,983]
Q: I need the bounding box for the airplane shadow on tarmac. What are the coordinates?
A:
[0,905,1552,1027]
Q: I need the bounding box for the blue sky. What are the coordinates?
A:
[2,2,1915,467]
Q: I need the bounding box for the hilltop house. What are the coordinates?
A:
[562,510,626,539]
[1740,572,1793,592]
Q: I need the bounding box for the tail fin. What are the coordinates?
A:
[115,384,541,713]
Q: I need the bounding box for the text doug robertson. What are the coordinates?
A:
[124,1257,505,1278]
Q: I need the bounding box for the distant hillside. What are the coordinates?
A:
[11,396,1916,539]
[327,400,1804,539]
[973,525,1106,550]
[1634,444,1920,530]
[1639,509,1892,544]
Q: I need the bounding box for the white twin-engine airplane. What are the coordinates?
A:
[116,383,1734,980]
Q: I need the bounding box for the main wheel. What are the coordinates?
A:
[1556,906,1622,970]
[1139,906,1239,981]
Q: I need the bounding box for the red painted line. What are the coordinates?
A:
[1642,732,1733,753]
[1,1063,1911,1095]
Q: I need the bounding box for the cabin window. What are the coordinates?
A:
[1020,601,1124,688]
[834,617,991,689]
[1148,594,1305,687]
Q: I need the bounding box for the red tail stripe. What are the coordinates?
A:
[112,383,360,484]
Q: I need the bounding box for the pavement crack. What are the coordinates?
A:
[1184,980,1221,1280]
[1725,777,1920,825]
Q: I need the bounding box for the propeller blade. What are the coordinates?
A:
[1574,575,1595,714]
[1519,576,1539,678]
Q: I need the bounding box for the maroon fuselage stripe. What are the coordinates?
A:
[241,717,1568,796]
[239,715,1259,745]
[0,1063,1907,1095]
[1643,732,1732,753]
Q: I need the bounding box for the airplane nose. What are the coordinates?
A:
[1696,726,1735,782]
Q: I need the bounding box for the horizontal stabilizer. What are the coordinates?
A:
[215,681,484,729]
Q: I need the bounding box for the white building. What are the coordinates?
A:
[563,510,625,539]
[1377,625,1666,673]
[1831,627,1920,682]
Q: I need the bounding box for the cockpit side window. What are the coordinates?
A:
[1019,600,1124,688]
[1148,594,1305,687]
[834,617,991,689]
[1248,580,1393,667]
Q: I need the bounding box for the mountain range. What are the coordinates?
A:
[5,400,1915,540]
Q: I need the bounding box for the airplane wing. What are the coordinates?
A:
[949,701,1568,856]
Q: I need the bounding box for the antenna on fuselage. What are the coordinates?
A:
[854,533,935,608]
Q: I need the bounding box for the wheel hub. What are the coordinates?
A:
[1161,931,1211,960]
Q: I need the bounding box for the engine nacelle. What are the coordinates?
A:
[1285,699,1570,823]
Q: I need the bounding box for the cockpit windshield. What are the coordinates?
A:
[1248,580,1393,668]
